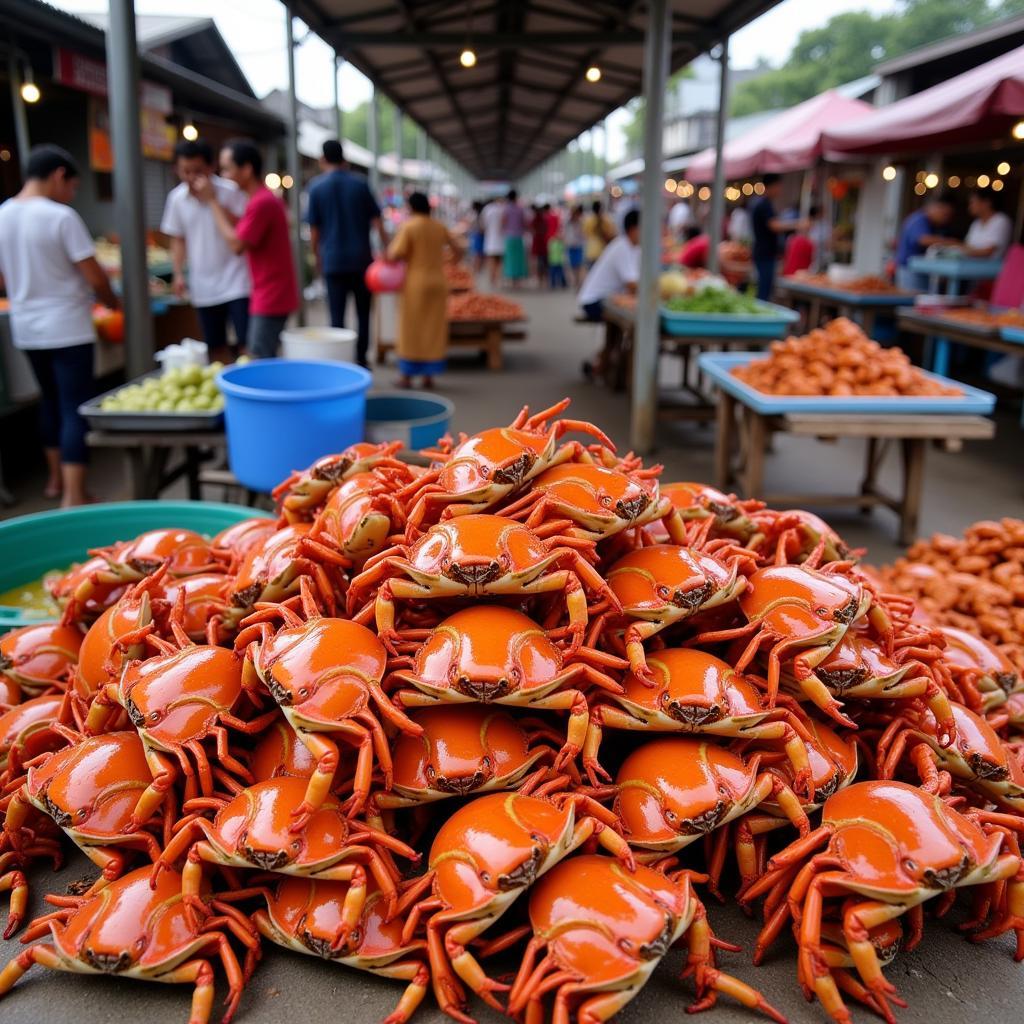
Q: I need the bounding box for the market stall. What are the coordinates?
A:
[775,273,917,337]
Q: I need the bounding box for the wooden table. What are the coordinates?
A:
[86,428,225,500]
[713,390,994,544]
[376,318,527,371]
[775,278,915,337]
[897,309,1024,361]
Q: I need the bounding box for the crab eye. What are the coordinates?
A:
[441,557,451,569]
[902,858,918,873]
[298,688,309,698]
[664,810,677,823]
[480,466,490,478]
[149,711,160,722]
[618,938,634,952]
[480,871,491,883]
[530,833,544,844]
[291,840,301,850]
[499,554,510,569]
[718,785,729,796]
[77,808,89,820]
[815,607,828,616]
[481,757,492,769]
[657,585,671,598]
[426,765,436,779]
[349,928,362,946]
[601,496,613,508]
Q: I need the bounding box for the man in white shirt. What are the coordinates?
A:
[481,198,506,288]
[578,209,641,321]
[160,139,250,358]
[0,145,119,506]
[668,199,692,240]
[962,188,1013,260]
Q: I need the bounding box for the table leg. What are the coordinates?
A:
[714,393,735,489]
[862,308,876,339]
[859,436,881,513]
[898,438,926,546]
[931,337,951,376]
[742,408,767,499]
[185,447,202,501]
[485,326,502,371]
[124,449,148,500]
[809,297,821,328]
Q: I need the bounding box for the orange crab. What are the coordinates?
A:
[601,543,749,681]
[347,515,618,654]
[400,399,614,532]
[388,605,626,777]
[209,516,277,570]
[648,480,763,544]
[508,855,786,1024]
[0,622,82,700]
[155,777,419,953]
[0,694,67,779]
[0,866,259,1024]
[399,789,634,1023]
[938,626,1021,713]
[237,587,419,823]
[743,781,1024,1022]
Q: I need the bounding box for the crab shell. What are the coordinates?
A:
[428,792,581,923]
[817,781,1005,904]
[47,866,210,978]
[399,606,575,705]
[739,564,867,653]
[759,717,858,810]
[525,463,659,538]
[255,876,424,969]
[231,523,313,609]
[606,544,745,625]
[0,694,65,772]
[118,645,243,751]
[75,585,160,698]
[161,574,231,640]
[312,473,396,566]
[389,705,548,801]
[394,515,564,598]
[939,626,1020,702]
[210,516,277,566]
[100,528,216,578]
[48,554,128,619]
[757,508,852,564]
[196,777,379,874]
[249,719,318,782]
[610,648,770,733]
[23,732,154,845]
[653,481,757,540]
[525,854,694,995]
[804,630,910,698]
[615,738,765,852]
[252,617,387,730]
[0,622,83,696]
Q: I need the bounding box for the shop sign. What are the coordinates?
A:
[53,47,173,114]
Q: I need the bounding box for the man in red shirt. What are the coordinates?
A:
[197,138,299,358]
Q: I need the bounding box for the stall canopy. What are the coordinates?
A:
[685,90,873,183]
[823,43,1024,156]
[290,0,784,180]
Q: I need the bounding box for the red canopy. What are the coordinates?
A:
[685,91,873,184]
[824,43,1024,156]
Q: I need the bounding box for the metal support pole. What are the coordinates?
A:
[333,52,343,138]
[369,86,380,195]
[285,8,305,324]
[630,0,670,454]
[394,108,404,203]
[105,0,154,378]
[8,56,30,174]
[707,36,730,276]
[417,127,426,188]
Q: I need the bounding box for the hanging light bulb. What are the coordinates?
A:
[265,172,282,190]
[460,48,477,68]
[182,122,198,141]
[585,66,602,83]
[881,165,897,181]
[1012,120,1024,141]
[20,67,40,104]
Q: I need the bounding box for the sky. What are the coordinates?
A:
[52,0,902,164]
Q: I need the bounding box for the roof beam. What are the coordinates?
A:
[336,30,644,46]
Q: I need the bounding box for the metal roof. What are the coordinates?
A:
[290,0,783,180]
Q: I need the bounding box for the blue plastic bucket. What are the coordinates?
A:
[219,359,372,492]
[364,392,454,451]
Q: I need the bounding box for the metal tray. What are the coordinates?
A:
[696,351,995,416]
[79,371,224,432]
[778,278,915,306]
[660,300,799,338]
[999,325,1024,345]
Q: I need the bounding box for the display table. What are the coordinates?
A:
[699,351,996,545]
[376,318,527,371]
[86,427,224,500]
[775,277,915,337]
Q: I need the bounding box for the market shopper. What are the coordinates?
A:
[199,139,299,359]
[482,197,505,287]
[160,139,250,361]
[387,191,461,390]
[502,190,528,286]
[894,191,955,291]
[583,200,615,267]
[306,140,387,368]
[564,205,585,288]
[750,173,808,301]
[959,188,1013,259]
[0,145,119,506]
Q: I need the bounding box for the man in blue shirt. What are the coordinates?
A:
[750,173,807,301]
[894,192,955,291]
[307,140,387,367]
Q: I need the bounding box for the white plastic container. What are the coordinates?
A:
[281,327,357,363]
[826,264,860,285]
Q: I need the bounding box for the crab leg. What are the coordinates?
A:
[0,943,63,996]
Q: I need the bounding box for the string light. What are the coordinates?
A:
[924,172,939,188]
[913,182,927,196]
[585,66,601,83]
[753,182,765,195]
[265,172,282,189]
[741,182,754,196]
[882,165,897,181]
[977,173,990,188]
[996,161,1010,176]
[697,186,711,201]
[459,48,477,68]
[947,175,961,187]
[1012,121,1024,141]
[182,122,198,141]
[664,178,677,193]
[281,174,294,189]
[991,179,1004,192]
[20,74,40,104]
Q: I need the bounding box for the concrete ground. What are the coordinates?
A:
[1,281,1023,1023]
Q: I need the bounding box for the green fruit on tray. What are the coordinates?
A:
[100,361,227,414]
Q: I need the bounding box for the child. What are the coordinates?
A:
[548,232,567,289]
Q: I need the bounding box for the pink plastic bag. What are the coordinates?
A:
[365,259,407,293]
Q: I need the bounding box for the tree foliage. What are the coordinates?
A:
[342,95,424,155]
[730,0,1024,117]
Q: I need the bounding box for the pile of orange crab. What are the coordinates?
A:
[1,399,1022,1024]
[446,292,525,321]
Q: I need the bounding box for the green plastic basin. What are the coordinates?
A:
[0,500,271,632]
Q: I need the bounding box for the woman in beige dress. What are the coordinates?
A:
[387,192,461,389]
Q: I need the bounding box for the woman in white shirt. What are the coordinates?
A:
[962,189,1013,259]
[0,145,119,506]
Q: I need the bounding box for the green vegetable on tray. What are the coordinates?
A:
[662,290,767,315]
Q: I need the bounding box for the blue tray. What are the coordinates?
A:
[907,256,1003,281]
[778,278,916,307]
[1000,326,1024,345]
[696,351,995,415]
[660,301,799,338]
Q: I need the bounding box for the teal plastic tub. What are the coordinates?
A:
[0,500,269,632]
